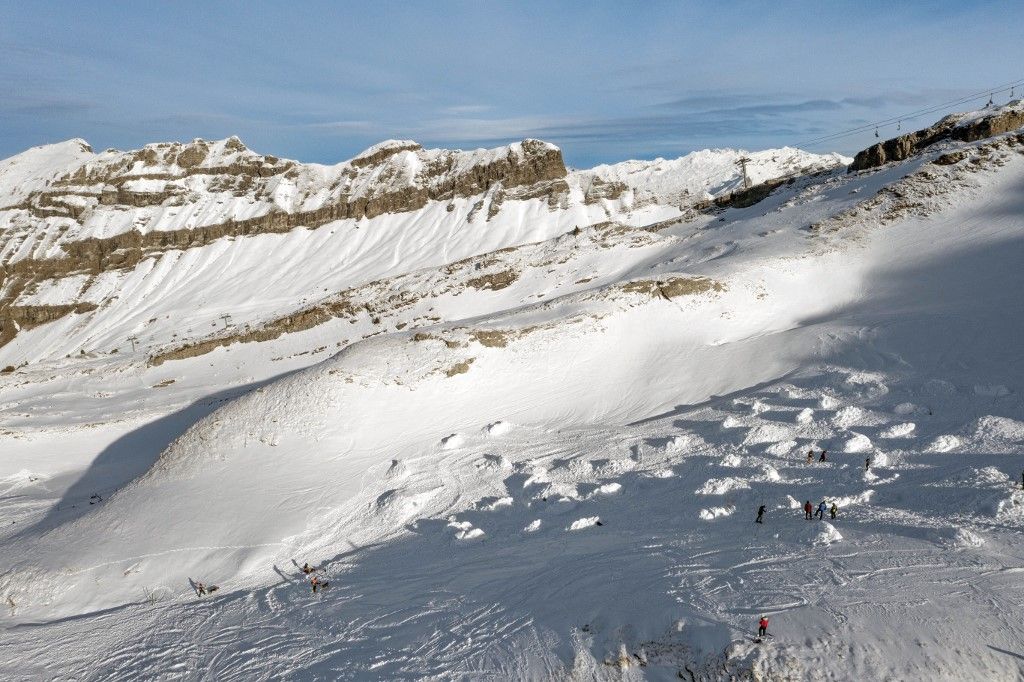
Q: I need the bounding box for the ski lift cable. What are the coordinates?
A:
[798,77,1024,147]
[799,78,1024,146]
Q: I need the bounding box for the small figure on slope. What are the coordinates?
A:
[301,562,317,575]
[756,505,766,524]
[311,575,321,594]
[804,500,813,520]
[830,502,838,520]
[758,616,769,638]
[194,581,206,597]
[818,449,828,462]
[806,450,814,464]
[816,500,827,520]
[865,456,871,472]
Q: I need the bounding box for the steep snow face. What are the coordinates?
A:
[0,138,95,206]
[575,146,850,207]
[3,126,1024,679]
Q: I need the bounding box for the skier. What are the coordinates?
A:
[804,500,813,520]
[818,449,828,462]
[830,502,838,519]
[806,450,814,464]
[194,581,207,597]
[816,500,826,520]
[865,456,871,471]
[756,505,766,524]
[758,616,769,638]
[311,575,321,594]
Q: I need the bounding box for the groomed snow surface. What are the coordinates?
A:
[2,130,1024,679]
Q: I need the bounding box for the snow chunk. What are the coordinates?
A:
[720,453,743,467]
[880,422,916,439]
[819,395,841,410]
[761,465,782,482]
[721,416,745,429]
[932,527,985,548]
[814,523,843,545]
[832,406,865,428]
[699,505,736,520]
[567,516,602,531]
[448,520,485,540]
[523,519,542,533]
[925,435,962,453]
[385,459,409,480]
[663,433,703,451]
[591,482,622,496]
[479,496,513,511]
[795,408,815,424]
[765,440,796,456]
[843,432,873,453]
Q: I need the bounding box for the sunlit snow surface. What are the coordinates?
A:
[3,130,1024,679]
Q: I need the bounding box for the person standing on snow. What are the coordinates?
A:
[758,616,769,637]
[830,502,838,519]
[865,456,871,471]
[756,505,766,524]
[804,500,813,520]
[806,450,814,464]
[818,449,828,462]
[816,501,827,520]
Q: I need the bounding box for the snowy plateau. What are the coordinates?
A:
[2,102,1024,680]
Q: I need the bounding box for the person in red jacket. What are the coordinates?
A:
[758,616,769,637]
[803,500,813,520]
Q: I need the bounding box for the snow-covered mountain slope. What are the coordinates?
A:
[0,136,845,361]
[3,118,1024,680]
[577,146,848,208]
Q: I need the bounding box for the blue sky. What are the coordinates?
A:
[2,1,1022,167]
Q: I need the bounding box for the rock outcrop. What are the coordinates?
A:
[0,137,570,348]
[850,100,1024,171]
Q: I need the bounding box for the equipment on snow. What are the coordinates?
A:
[756,505,766,524]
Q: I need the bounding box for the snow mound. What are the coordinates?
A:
[932,527,986,548]
[567,516,601,531]
[926,435,962,453]
[743,422,793,445]
[663,433,703,451]
[485,420,514,436]
[699,505,736,520]
[522,519,542,533]
[720,453,743,467]
[795,408,815,424]
[893,402,922,416]
[972,415,1024,442]
[832,406,865,428]
[765,440,796,456]
[440,433,465,449]
[843,432,873,453]
[880,422,916,439]
[814,523,843,545]
[761,465,782,482]
[591,482,622,497]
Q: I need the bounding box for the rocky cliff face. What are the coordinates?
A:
[0,137,570,348]
[850,100,1024,171]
